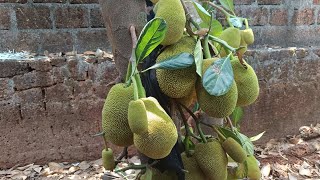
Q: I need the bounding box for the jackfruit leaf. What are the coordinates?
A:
[193,1,223,36]
[194,39,203,77]
[135,18,167,64]
[218,127,242,145]
[236,131,254,155]
[219,0,235,14]
[142,53,194,71]
[231,106,244,126]
[143,167,153,180]
[250,131,265,142]
[229,17,243,28]
[202,54,234,96]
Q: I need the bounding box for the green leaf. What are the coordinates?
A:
[250,131,265,142]
[236,131,254,155]
[202,54,234,96]
[194,39,203,77]
[231,106,244,125]
[193,1,223,36]
[135,18,167,63]
[142,53,194,72]
[217,127,242,145]
[229,17,243,28]
[219,0,234,13]
[208,35,236,52]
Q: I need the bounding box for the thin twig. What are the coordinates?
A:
[226,116,236,131]
[181,0,201,30]
[199,121,226,141]
[116,147,128,161]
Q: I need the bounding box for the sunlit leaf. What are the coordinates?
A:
[250,131,265,142]
[218,127,242,145]
[202,54,234,96]
[142,53,194,72]
[194,39,203,77]
[236,131,254,155]
[219,0,234,13]
[229,17,243,28]
[135,18,167,63]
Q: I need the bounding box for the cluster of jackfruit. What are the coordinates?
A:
[128,97,178,159]
[227,155,262,180]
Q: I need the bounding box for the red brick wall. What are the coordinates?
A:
[0,0,109,53]
[0,0,319,51]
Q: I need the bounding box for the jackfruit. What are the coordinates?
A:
[102,83,134,146]
[140,168,177,180]
[181,153,206,180]
[231,58,259,107]
[242,28,254,45]
[238,31,247,56]
[133,97,178,159]
[102,148,115,170]
[196,58,238,118]
[194,140,228,180]
[128,99,148,134]
[235,155,261,180]
[155,0,186,45]
[176,87,196,107]
[219,27,241,57]
[222,137,247,163]
[156,36,197,98]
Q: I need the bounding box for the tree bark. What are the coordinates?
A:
[99,0,147,81]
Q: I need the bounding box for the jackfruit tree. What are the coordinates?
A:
[98,0,264,179]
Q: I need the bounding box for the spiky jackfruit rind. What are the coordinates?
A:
[219,27,241,57]
[133,97,178,159]
[194,140,228,180]
[176,86,197,107]
[156,36,197,98]
[181,153,206,180]
[155,0,186,45]
[102,83,134,146]
[222,137,247,163]
[102,148,115,170]
[128,99,148,135]
[242,28,254,45]
[196,58,238,118]
[231,58,259,107]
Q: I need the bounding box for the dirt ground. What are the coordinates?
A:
[0,124,319,180]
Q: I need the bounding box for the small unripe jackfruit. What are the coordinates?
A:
[219,27,241,57]
[181,153,206,180]
[155,0,186,45]
[133,97,178,159]
[231,58,259,107]
[102,83,134,146]
[242,28,254,45]
[196,58,238,118]
[194,140,228,180]
[102,148,115,170]
[236,155,261,180]
[128,99,148,134]
[222,137,247,163]
[156,36,197,98]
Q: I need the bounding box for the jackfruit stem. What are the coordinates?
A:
[200,121,227,141]
[206,1,234,28]
[181,0,201,30]
[178,102,207,143]
[202,36,211,59]
[244,19,249,29]
[131,75,139,100]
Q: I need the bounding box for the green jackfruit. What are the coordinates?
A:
[102,83,134,146]
[242,28,254,45]
[231,58,259,107]
[181,153,206,180]
[196,58,238,118]
[156,36,197,98]
[176,87,196,107]
[128,99,148,134]
[133,97,178,159]
[194,140,228,180]
[219,27,241,57]
[102,148,115,170]
[141,168,177,180]
[235,155,261,180]
[222,137,247,163]
[155,0,186,45]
